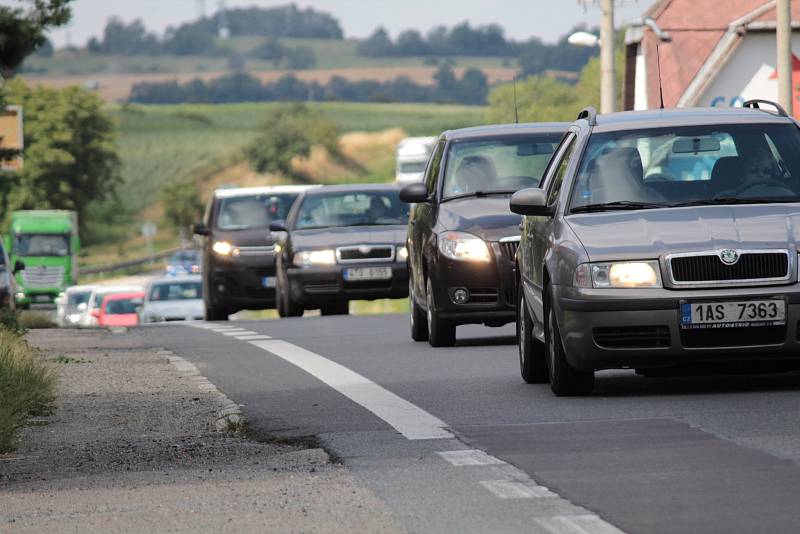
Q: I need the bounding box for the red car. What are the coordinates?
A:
[92,291,144,327]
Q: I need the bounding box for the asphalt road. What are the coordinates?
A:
[134,315,800,534]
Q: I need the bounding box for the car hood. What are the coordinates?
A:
[142,300,203,317]
[438,197,521,242]
[213,227,276,246]
[291,225,407,249]
[566,204,800,261]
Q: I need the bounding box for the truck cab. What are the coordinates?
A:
[6,210,79,307]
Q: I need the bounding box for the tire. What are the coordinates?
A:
[277,277,303,318]
[321,302,349,316]
[426,278,456,347]
[409,277,429,341]
[518,284,548,384]
[205,302,229,321]
[545,294,594,396]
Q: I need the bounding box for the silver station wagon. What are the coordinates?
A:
[512,102,800,395]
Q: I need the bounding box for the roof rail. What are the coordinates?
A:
[742,99,789,117]
[576,106,597,126]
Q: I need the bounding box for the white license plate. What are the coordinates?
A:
[680,299,786,329]
[262,276,276,288]
[343,267,392,281]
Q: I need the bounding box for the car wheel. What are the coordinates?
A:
[409,277,429,342]
[426,278,456,347]
[518,284,548,384]
[278,277,303,318]
[545,298,593,396]
[205,302,229,321]
[321,302,349,316]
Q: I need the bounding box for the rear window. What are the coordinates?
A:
[216,193,298,231]
[148,281,202,301]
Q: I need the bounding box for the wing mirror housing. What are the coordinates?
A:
[13,260,24,273]
[399,182,429,204]
[510,188,554,217]
[192,222,209,236]
[269,220,287,232]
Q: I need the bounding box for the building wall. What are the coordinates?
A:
[696,31,800,115]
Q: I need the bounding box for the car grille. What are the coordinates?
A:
[235,245,275,256]
[498,241,518,262]
[303,281,339,293]
[593,326,671,349]
[669,251,790,285]
[680,326,785,348]
[336,245,394,263]
[22,266,64,288]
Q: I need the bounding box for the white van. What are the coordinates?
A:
[395,137,437,185]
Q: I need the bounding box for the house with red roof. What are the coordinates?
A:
[624,0,800,118]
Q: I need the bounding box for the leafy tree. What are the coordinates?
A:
[2,80,120,233]
[162,23,216,55]
[249,37,287,66]
[88,17,159,55]
[161,177,203,233]
[285,45,316,70]
[395,30,429,56]
[356,27,394,57]
[0,0,72,77]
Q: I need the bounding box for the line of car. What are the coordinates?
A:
[67,99,800,398]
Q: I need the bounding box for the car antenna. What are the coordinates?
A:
[512,74,520,124]
[656,44,665,109]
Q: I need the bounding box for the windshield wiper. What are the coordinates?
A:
[443,190,515,202]
[570,201,669,213]
[670,197,799,207]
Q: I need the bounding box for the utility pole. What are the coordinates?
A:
[600,0,616,113]
[776,0,793,116]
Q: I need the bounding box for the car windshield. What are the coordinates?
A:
[569,123,800,212]
[66,291,92,312]
[216,193,298,231]
[148,281,202,301]
[294,190,409,230]
[105,297,143,315]
[14,234,70,257]
[442,134,561,199]
[170,250,199,263]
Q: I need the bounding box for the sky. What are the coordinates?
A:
[21,0,658,48]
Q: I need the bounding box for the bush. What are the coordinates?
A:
[0,329,55,452]
[19,311,56,330]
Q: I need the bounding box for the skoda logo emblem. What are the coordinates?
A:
[358,245,371,255]
[720,249,739,265]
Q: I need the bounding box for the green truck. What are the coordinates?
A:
[6,210,79,306]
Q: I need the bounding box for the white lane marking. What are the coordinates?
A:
[249,339,453,440]
[437,449,506,466]
[222,330,258,336]
[235,334,273,340]
[535,515,625,534]
[479,480,556,499]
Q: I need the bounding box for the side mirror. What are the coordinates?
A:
[399,182,429,204]
[13,260,24,273]
[510,188,554,217]
[192,222,209,236]
[90,309,101,318]
[269,220,287,232]
[77,302,88,312]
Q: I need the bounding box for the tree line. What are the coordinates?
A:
[128,65,490,106]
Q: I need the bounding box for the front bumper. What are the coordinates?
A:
[209,260,277,310]
[287,262,408,308]
[430,241,516,326]
[553,284,800,371]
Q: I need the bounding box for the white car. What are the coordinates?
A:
[55,285,98,327]
[82,285,144,327]
[395,136,437,185]
[140,275,203,323]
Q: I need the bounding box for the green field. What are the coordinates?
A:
[24,38,515,76]
[114,101,487,213]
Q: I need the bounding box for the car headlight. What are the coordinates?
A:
[212,241,234,256]
[396,246,408,263]
[293,249,336,267]
[574,261,662,288]
[438,232,491,263]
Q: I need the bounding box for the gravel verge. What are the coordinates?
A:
[0,328,404,533]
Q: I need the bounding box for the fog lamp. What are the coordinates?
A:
[452,288,470,304]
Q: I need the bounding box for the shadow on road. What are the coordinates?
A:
[456,335,517,347]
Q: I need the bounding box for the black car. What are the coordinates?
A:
[193,185,317,320]
[400,123,567,346]
[271,184,410,317]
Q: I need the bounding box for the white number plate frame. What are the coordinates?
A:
[343,267,392,281]
[680,298,786,330]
